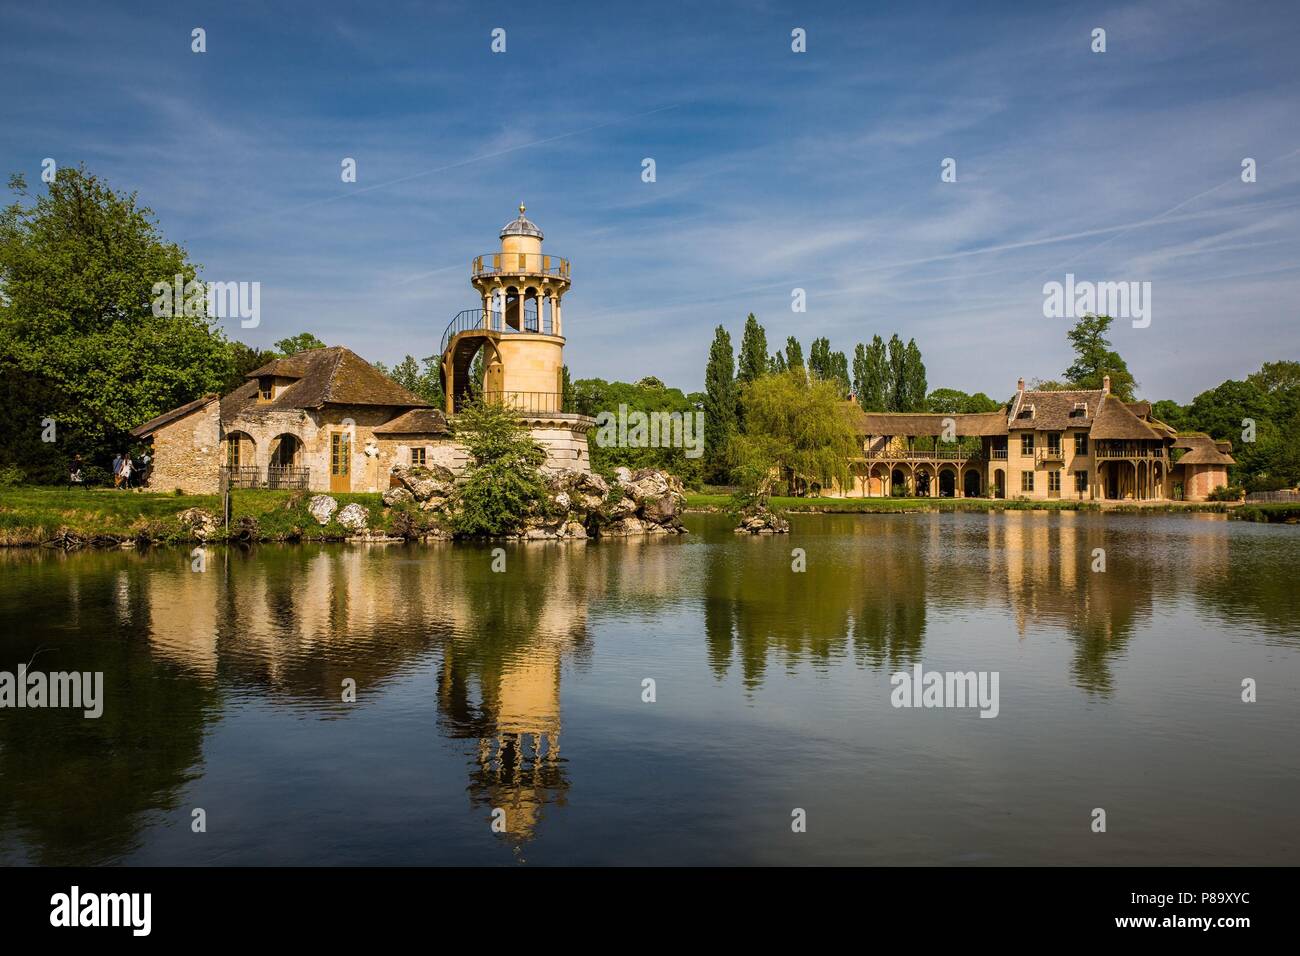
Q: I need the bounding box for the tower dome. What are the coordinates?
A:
[500,202,544,240]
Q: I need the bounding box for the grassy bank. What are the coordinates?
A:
[0,486,431,547]
[685,493,1250,517]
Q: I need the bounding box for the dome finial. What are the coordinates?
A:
[519,202,526,215]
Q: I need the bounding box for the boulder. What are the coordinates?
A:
[308,494,338,525]
[734,507,790,534]
[382,486,414,507]
[392,464,456,502]
[336,502,370,530]
[177,507,219,541]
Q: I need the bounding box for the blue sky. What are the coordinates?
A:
[2,0,1298,401]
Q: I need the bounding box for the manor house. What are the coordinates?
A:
[834,376,1233,502]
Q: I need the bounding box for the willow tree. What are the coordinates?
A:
[730,368,859,505]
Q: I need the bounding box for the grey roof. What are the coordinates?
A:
[131,393,219,438]
[500,203,544,240]
[223,347,430,419]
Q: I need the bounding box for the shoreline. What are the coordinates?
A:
[1,486,1296,550]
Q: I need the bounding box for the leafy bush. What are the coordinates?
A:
[450,399,549,537]
[0,464,23,487]
[1207,484,1245,502]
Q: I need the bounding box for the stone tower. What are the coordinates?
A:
[438,205,593,471]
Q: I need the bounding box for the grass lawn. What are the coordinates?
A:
[0,485,411,545]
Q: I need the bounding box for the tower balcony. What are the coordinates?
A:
[439,307,560,358]
[472,252,570,281]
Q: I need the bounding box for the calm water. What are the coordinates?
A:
[0,512,1296,866]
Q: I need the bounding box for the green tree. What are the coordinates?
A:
[378,353,444,407]
[703,325,738,483]
[572,376,703,486]
[808,336,832,380]
[450,398,549,537]
[853,335,888,411]
[737,314,769,384]
[886,334,907,411]
[1063,314,1137,401]
[731,369,859,503]
[903,338,927,411]
[0,167,230,479]
[769,351,787,374]
[784,336,804,370]
[273,332,326,354]
[222,340,279,393]
[926,388,1001,414]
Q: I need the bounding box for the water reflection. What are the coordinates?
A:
[0,511,1295,864]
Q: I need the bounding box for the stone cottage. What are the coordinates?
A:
[132,346,458,494]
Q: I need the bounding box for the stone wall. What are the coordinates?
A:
[145,401,223,494]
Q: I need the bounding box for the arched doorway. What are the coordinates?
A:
[891,467,908,496]
[938,468,956,498]
[963,468,981,497]
[269,434,303,489]
[915,468,932,497]
[992,468,1005,499]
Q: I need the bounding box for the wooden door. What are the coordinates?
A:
[330,432,351,492]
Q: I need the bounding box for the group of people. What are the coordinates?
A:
[66,451,151,489]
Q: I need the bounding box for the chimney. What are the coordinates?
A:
[1017,377,1025,394]
[1102,374,1111,395]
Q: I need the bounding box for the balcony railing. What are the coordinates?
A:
[439,307,554,357]
[472,252,570,280]
[864,447,984,460]
[990,447,1008,460]
[488,391,565,414]
[220,465,310,490]
[1094,446,1166,459]
[1036,447,1065,463]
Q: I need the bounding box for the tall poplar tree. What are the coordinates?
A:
[886,334,907,411]
[903,338,927,411]
[703,325,737,483]
[737,314,769,385]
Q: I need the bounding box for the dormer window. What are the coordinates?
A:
[258,377,273,402]
[1071,402,1088,418]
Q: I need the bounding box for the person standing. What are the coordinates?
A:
[111,452,123,488]
[119,454,134,490]
[68,454,85,490]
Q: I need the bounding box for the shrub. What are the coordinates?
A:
[0,464,24,487]
[450,399,549,537]
[1207,484,1245,502]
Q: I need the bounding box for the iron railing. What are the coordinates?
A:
[1245,489,1300,502]
[1036,446,1066,463]
[267,465,310,490]
[220,465,310,490]
[220,466,262,489]
[438,307,554,357]
[488,391,565,414]
[472,252,570,279]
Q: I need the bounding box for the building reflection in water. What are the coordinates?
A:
[0,511,1289,864]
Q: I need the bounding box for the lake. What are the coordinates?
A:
[1,511,1296,866]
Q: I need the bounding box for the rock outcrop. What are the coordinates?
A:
[308,494,338,525]
[336,502,370,530]
[734,506,790,534]
[177,507,219,541]
[379,462,687,540]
